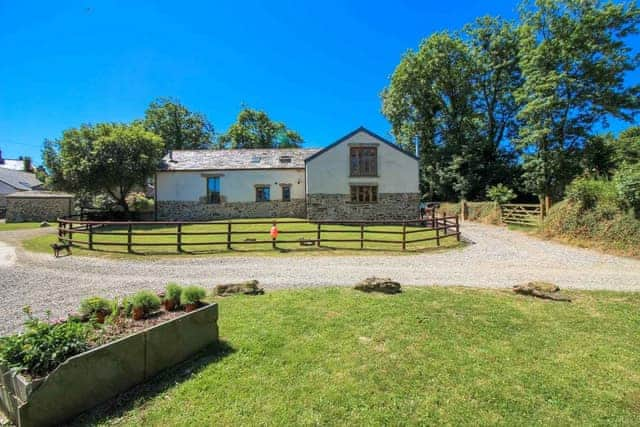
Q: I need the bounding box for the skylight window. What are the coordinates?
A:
[279,156,292,163]
[251,156,262,163]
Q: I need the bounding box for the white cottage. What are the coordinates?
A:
[155,127,420,221]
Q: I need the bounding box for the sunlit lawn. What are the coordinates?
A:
[73,287,640,426]
[0,221,42,231]
[23,218,460,257]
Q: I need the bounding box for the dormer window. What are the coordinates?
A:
[279,156,292,163]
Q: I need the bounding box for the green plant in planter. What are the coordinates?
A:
[0,308,90,377]
[164,283,183,311]
[129,291,161,320]
[79,296,112,323]
[180,286,207,312]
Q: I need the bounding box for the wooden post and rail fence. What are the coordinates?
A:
[457,200,548,227]
[56,212,460,254]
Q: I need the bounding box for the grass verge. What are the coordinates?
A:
[73,287,640,425]
[22,218,461,258]
[0,222,42,231]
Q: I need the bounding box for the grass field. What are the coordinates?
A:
[72,287,640,426]
[23,218,460,257]
[0,221,42,231]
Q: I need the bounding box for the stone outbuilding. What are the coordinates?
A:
[5,191,74,223]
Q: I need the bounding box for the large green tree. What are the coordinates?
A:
[43,123,163,212]
[515,0,640,201]
[382,17,521,201]
[143,97,215,152]
[218,108,303,149]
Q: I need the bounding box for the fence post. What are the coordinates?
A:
[455,215,460,241]
[88,224,93,250]
[436,223,440,247]
[442,212,448,236]
[402,221,407,251]
[177,224,182,253]
[58,222,63,241]
[360,224,364,249]
[127,223,133,253]
[227,222,232,250]
[68,223,73,244]
[316,223,321,247]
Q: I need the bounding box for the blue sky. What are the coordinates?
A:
[1,0,638,165]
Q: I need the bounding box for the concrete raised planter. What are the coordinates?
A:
[0,303,218,427]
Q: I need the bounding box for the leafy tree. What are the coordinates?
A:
[218,108,303,149]
[582,134,617,178]
[515,0,640,202]
[487,184,517,204]
[615,162,640,216]
[143,97,215,152]
[612,125,640,166]
[382,17,521,201]
[43,123,163,213]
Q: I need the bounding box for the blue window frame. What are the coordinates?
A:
[256,186,270,202]
[207,177,220,204]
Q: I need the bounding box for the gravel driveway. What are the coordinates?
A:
[1,222,639,334]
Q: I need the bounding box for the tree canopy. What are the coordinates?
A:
[218,108,303,149]
[43,123,163,212]
[143,97,215,152]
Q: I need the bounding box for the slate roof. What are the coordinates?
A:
[0,168,42,191]
[6,191,73,198]
[159,148,320,171]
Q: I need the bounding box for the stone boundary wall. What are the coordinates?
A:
[307,193,421,221]
[6,196,73,223]
[0,303,218,427]
[157,199,306,220]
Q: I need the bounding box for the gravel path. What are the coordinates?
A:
[1,223,639,334]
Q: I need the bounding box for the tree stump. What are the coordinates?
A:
[354,277,402,294]
[513,282,571,302]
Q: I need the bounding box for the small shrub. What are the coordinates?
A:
[79,296,112,318]
[615,163,640,217]
[0,308,90,377]
[486,184,516,204]
[165,283,183,305]
[566,176,618,211]
[125,192,154,213]
[180,286,206,306]
[130,291,161,315]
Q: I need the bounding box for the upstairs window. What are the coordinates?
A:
[350,146,377,177]
[350,185,378,203]
[256,185,270,202]
[206,176,220,204]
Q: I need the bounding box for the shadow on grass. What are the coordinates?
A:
[65,340,236,426]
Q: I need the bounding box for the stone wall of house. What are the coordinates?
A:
[6,196,73,223]
[157,199,306,220]
[306,193,421,222]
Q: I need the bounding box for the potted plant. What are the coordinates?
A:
[180,286,207,312]
[79,296,113,324]
[164,283,182,311]
[129,291,161,320]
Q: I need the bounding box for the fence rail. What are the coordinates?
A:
[57,214,461,254]
[499,203,543,226]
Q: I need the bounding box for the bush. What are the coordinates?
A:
[486,184,516,204]
[565,176,618,211]
[165,283,183,304]
[126,192,154,213]
[0,308,90,377]
[130,291,161,315]
[615,163,640,217]
[79,296,112,317]
[180,286,206,306]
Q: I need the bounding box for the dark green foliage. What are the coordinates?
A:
[565,177,618,211]
[79,297,113,317]
[0,310,90,377]
[218,108,303,149]
[486,184,516,204]
[165,283,183,304]
[130,291,161,314]
[615,163,640,216]
[143,97,215,152]
[180,286,206,305]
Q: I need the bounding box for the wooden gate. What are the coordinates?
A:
[500,204,543,227]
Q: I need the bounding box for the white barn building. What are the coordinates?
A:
[155,127,420,221]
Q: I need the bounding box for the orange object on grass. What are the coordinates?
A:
[270,224,279,239]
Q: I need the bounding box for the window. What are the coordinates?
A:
[206,176,220,204]
[282,185,291,202]
[256,185,270,202]
[279,156,292,163]
[350,185,378,203]
[350,146,377,177]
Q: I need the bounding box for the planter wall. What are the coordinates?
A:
[0,303,218,427]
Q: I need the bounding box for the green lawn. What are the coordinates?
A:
[0,221,42,231]
[23,218,460,257]
[74,287,640,425]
